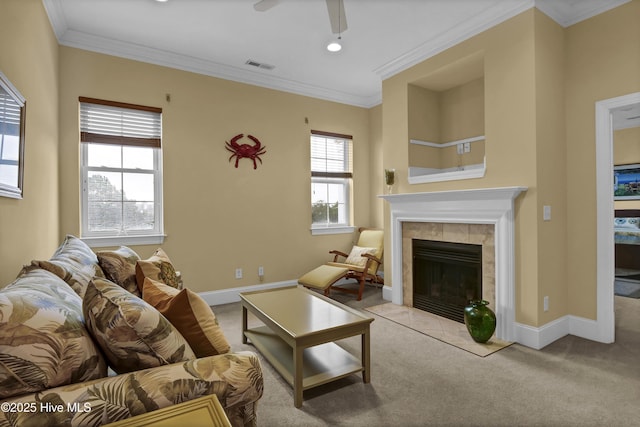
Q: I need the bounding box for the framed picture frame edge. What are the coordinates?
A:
[0,70,26,200]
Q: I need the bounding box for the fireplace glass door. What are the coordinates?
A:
[412,239,482,323]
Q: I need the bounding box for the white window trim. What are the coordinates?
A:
[80,143,165,247]
[310,132,353,233]
[310,226,356,236]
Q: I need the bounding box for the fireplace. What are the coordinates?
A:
[412,239,482,323]
[379,187,527,342]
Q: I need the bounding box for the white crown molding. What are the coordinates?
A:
[41,0,67,39]
[58,29,380,108]
[42,0,628,109]
[373,0,535,80]
[535,0,631,27]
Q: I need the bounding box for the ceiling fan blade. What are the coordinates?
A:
[326,0,348,34]
[254,0,280,12]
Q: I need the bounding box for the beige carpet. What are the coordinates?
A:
[365,302,512,357]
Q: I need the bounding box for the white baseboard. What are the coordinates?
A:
[199,280,298,306]
[382,285,393,301]
[378,287,603,350]
[514,314,605,350]
[203,282,604,350]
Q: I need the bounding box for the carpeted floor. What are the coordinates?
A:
[212,281,640,426]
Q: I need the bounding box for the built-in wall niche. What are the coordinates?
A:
[407,52,485,184]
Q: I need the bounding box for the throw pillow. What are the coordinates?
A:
[0,269,107,399]
[83,277,195,374]
[28,234,105,298]
[97,246,141,297]
[142,278,231,357]
[344,245,377,267]
[135,248,183,292]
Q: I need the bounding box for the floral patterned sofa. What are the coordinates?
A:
[0,236,263,427]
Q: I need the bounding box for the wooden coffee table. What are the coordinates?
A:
[240,286,374,407]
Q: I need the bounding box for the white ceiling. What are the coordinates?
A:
[43,0,630,108]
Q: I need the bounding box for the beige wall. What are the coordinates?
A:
[383,9,542,326]
[382,2,640,328]
[408,78,485,170]
[533,10,567,324]
[58,47,374,292]
[0,0,59,285]
[565,0,640,318]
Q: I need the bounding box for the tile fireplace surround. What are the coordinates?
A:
[380,187,527,343]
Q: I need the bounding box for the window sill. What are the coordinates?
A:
[311,226,356,236]
[81,234,166,248]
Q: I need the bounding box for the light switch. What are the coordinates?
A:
[543,205,551,221]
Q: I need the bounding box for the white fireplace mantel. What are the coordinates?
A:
[379,186,527,343]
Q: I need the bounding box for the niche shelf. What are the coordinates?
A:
[408,136,486,184]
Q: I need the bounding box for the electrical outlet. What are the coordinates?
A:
[543,296,549,312]
[457,143,464,154]
[235,268,243,279]
[543,205,551,221]
[258,266,264,276]
[464,142,471,153]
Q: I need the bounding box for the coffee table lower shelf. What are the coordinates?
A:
[244,326,363,391]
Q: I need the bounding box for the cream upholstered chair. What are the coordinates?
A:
[326,228,384,300]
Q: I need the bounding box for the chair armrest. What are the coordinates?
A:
[362,253,382,265]
[329,250,349,262]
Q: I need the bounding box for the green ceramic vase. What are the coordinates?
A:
[463,300,496,343]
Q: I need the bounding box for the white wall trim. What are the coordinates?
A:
[593,92,640,345]
[382,285,393,302]
[514,317,569,350]
[513,314,604,350]
[409,136,485,148]
[199,280,297,306]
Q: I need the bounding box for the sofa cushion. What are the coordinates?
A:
[83,277,195,374]
[28,234,104,298]
[0,269,107,399]
[135,248,183,292]
[0,351,263,427]
[142,278,230,357]
[97,246,141,297]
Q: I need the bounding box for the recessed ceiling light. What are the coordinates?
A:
[327,39,342,52]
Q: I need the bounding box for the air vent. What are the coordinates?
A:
[245,59,275,70]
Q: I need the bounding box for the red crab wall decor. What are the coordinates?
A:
[225,133,267,169]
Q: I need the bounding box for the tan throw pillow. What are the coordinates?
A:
[97,246,141,297]
[142,278,231,357]
[135,248,183,292]
[83,277,195,374]
[344,245,377,267]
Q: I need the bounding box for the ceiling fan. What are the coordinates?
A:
[253,0,348,34]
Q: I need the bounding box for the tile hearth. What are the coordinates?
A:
[365,302,512,357]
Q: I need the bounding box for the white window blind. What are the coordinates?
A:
[80,97,161,147]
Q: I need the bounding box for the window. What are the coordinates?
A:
[0,71,25,199]
[310,130,354,235]
[79,97,164,247]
